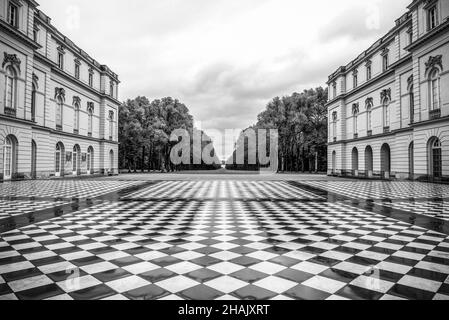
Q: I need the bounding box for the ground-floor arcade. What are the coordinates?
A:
[0,120,119,182]
[328,122,449,181]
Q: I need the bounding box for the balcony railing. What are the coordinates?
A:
[367,130,372,137]
[429,109,441,120]
[4,107,16,117]
[383,127,390,134]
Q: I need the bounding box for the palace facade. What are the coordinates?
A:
[326,0,449,181]
[0,0,120,181]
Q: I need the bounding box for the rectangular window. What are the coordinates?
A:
[367,111,372,131]
[8,2,18,27]
[353,75,358,88]
[58,53,64,70]
[383,55,389,72]
[89,73,93,87]
[110,82,114,98]
[33,29,39,42]
[75,64,80,79]
[333,84,337,98]
[367,66,372,81]
[56,102,63,130]
[428,6,438,30]
[432,79,440,110]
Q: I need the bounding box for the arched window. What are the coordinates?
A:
[31,140,37,179]
[55,142,65,176]
[3,136,14,179]
[366,99,373,134]
[409,85,414,123]
[74,101,80,133]
[383,98,390,130]
[87,146,94,174]
[365,146,374,176]
[430,69,440,111]
[352,147,359,176]
[109,149,114,173]
[109,111,114,140]
[73,145,80,175]
[31,83,37,122]
[352,104,359,138]
[428,137,442,179]
[4,66,17,116]
[87,103,94,136]
[332,151,337,174]
[56,97,63,130]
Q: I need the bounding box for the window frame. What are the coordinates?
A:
[428,5,438,30]
[7,1,19,28]
[58,52,64,70]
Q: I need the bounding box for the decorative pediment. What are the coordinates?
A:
[73,96,81,106]
[425,55,442,73]
[57,45,66,54]
[365,97,373,109]
[87,102,95,113]
[2,53,21,72]
[32,73,39,84]
[332,111,338,121]
[352,103,360,115]
[54,87,66,101]
[407,74,414,88]
[380,88,391,103]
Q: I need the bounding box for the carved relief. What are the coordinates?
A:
[352,103,359,115]
[2,53,21,72]
[425,55,443,73]
[87,102,95,112]
[365,97,373,109]
[380,89,391,103]
[73,96,81,106]
[332,111,338,121]
[54,88,66,101]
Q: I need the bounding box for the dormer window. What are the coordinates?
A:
[7,2,19,28]
[428,5,438,30]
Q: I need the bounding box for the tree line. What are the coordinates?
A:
[226,87,328,172]
[118,96,220,172]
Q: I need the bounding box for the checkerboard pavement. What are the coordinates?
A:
[125,181,322,200]
[377,201,449,222]
[301,181,449,200]
[0,200,68,220]
[1,197,449,300]
[0,180,145,200]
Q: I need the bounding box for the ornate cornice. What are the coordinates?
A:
[425,55,443,73]
[2,53,21,72]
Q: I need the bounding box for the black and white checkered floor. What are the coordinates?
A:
[0,177,448,300]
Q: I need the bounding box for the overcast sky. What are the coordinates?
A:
[39,0,410,159]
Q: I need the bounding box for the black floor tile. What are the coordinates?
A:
[230,256,261,267]
[268,256,299,267]
[319,268,358,284]
[109,256,142,267]
[123,284,169,300]
[72,256,104,267]
[151,256,182,267]
[186,268,221,283]
[92,268,131,283]
[275,269,314,283]
[191,256,221,267]
[387,284,435,300]
[336,285,383,300]
[139,268,176,283]
[15,283,64,300]
[230,269,268,284]
[0,283,12,296]
[407,268,447,282]
[70,284,116,300]
[284,284,330,300]
[2,268,42,282]
[179,284,224,300]
[231,285,276,300]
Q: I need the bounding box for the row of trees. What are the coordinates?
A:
[226,87,328,172]
[119,96,220,172]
